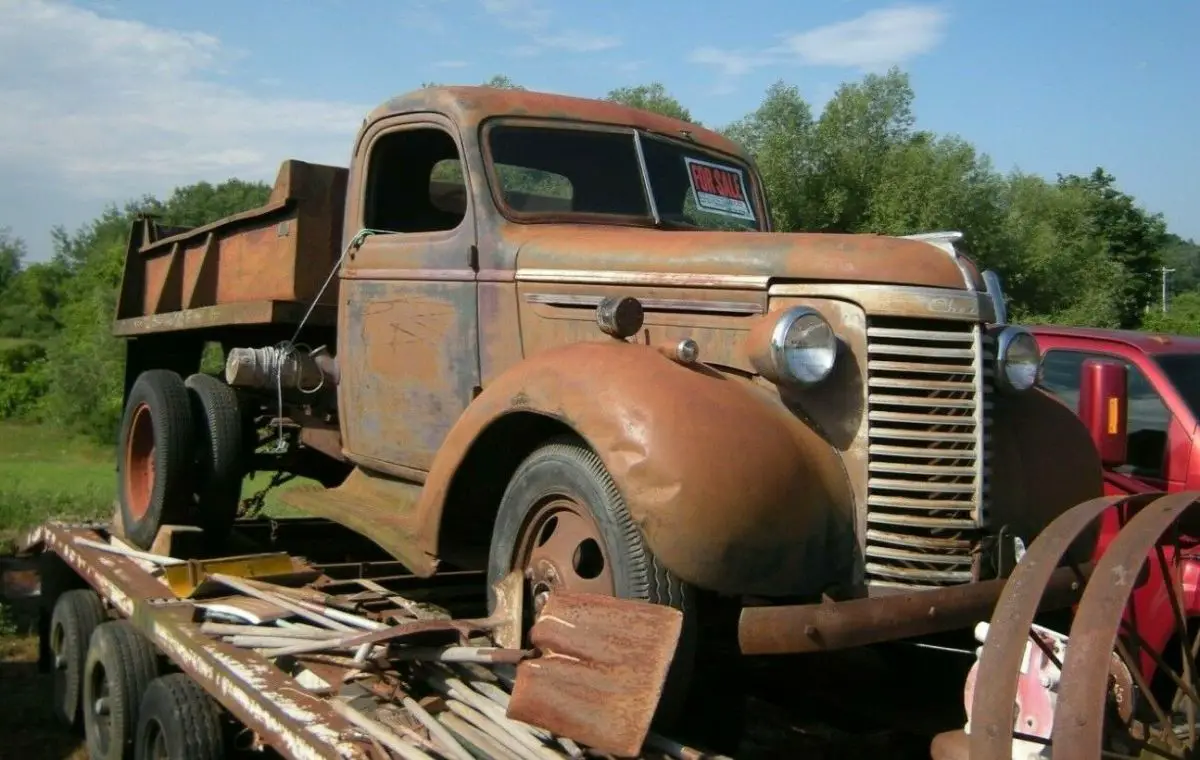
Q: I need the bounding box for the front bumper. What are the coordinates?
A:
[737,563,1089,655]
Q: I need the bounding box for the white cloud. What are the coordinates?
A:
[783,5,949,70]
[480,0,620,56]
[0,0,366,201]
[688,4,949,91]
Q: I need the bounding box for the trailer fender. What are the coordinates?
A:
[421,340,856,597]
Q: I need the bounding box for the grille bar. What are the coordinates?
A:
[864,318,993,590]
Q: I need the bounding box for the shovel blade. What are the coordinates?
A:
[506,592,683,757]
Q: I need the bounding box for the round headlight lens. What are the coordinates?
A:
[997,327,1040,392]
[771,309,837,386]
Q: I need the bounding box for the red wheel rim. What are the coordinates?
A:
[123,403,155,520]
[514,495,615,617]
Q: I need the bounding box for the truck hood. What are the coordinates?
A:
[506,225,982,291]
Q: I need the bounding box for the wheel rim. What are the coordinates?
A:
[50,619,68,703]
[88,662,112,754]
[142,717,170,760]
[124,402,155,520]
[513,495,615,617]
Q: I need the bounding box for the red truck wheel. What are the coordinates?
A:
[184,373,245,547]
[117,370,196,550]
[486,436,697,725]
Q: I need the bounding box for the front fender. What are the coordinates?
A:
[418,339,856,596]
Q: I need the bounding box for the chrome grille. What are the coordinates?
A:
[864,317,994,590]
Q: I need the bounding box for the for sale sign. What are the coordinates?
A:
[684,156,756,221]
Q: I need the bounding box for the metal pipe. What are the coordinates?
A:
[738,564,1090,656]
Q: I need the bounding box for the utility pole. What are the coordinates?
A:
[1162,266,1176,313]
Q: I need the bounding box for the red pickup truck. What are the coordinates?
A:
[1031,324,1200,688]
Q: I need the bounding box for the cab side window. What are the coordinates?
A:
[363,127,465,233]
[1038,349,1171,480]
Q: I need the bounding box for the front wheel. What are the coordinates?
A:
[486,436,696,723]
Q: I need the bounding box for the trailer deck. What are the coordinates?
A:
[15,517,710,760]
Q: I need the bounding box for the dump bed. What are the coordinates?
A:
[112,160,348,337]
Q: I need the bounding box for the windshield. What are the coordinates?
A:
[483,122,764,232]
[1155,353,1200,420]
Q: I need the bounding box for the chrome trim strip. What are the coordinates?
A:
[769,283,995,323]
[516,269,771,289]
[523,293,763,314]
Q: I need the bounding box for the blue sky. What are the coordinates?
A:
[1,0,1196,261]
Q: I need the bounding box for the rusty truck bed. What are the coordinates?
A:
[14,517,706,760]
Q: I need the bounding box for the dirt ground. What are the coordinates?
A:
[0,610,88,760]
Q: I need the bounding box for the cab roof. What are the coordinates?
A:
[1028,324,1200,355]
[366,85,750,163]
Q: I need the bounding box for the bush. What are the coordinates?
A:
[0,340,49,419]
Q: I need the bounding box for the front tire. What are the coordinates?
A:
[486,436,696,724]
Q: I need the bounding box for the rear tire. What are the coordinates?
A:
[486,436,697,726]
[49,588,106,731]
[118,370,196,550]
[83,620,160,760]
[185,373,245,546]
[135,673,224,760]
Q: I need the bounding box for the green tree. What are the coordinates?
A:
[0,226,25,294]
[722,81,816,232]
[1141,290,1200,336]
[605,83,694,122]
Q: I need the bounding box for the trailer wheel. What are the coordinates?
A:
[49,588,106,730]
[185,373,245,546]
[486,436,697,723]
[83,620,160,760]
[135,673,224,760]
[118,369,196,550]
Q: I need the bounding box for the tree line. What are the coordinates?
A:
[0,69,1195,442]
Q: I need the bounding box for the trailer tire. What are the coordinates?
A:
[486,435,697,725]
[49,588,106,731]
[118,369,196,550]
[135,673,224,760]
[83,620,160,760]
[185,373,245,546]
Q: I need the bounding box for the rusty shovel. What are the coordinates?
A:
[506,592,684,757]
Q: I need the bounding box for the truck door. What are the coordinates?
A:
[337,114,480,473]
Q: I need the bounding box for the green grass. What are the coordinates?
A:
[0,421,308,549]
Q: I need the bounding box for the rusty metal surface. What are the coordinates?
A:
[737,562,1090,656]
[29,523,373,760]
[114,160,347,327]
[1052,491,1200,759]
[502,224,978,292]
[422,339,857,598]
[507,592,683,757]
[112,300,336,337]
[966,493,1147,760]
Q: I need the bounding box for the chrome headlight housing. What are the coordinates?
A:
[995,326,1040,393]
[751,306,838,387]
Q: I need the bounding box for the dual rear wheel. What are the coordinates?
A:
[117,370,245,550]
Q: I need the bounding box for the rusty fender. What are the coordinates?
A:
[417,340,856,597]
[738,562,1092,656]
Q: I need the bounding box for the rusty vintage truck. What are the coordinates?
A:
[110,85,1104,699]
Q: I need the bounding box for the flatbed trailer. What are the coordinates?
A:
[16,516,707,760]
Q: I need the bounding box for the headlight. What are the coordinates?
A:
[752,307,838,387]
[995,326,1039,393]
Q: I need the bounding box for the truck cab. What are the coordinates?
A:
[1031,326,1200,494]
